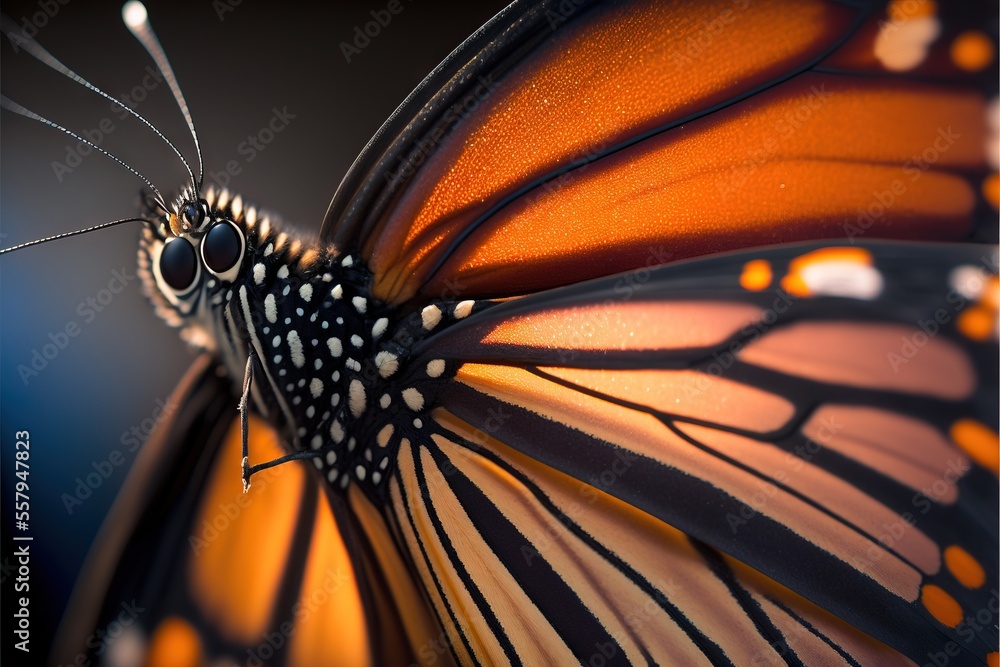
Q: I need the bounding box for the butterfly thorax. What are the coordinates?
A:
[137,187,463,497]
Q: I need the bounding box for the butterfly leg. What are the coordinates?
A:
[239,348,255,492]
[238,347,332,490]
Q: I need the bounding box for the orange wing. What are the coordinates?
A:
[322,0,996,305]
[50,356,442,667]
[380,241,999,664]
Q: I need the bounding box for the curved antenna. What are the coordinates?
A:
[0,14,197,194]
[0,217,150,255]
[1,95,169,211]
[122,1,204,191]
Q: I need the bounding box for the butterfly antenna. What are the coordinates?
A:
[0,217,151,255]
[0,14,197,195]
[1,95,169,212]
[122,1,204,192]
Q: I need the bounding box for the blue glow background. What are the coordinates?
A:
[0,0,507,656]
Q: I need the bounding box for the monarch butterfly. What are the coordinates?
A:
[2,0,998,665]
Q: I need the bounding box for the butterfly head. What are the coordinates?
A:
[138,188,251,340]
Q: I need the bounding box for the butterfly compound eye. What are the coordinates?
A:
[159,238,198,292]
[202,221,243,275]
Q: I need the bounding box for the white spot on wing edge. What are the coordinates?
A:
[422,305,442,330]
[950,264,989,301]
[801,261,884,300]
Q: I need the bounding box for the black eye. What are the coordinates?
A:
[159,238,198,292]
[202,221,243,274]
[181,201,206,231]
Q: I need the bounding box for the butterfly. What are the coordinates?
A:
[1,0,997,666]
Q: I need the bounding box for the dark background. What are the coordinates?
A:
[0,0,508,657]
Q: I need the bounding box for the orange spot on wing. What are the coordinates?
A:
[740,260,773,291]
[957,305,995,341]
[981,276,1000,310]
[988,652,999,667]
[985,174,1000,210]
[781,273,811,297]
[951,31,995,71]
[147,617,202,667]
[921,584,964,628]
[944,545,986,589]
[951,419,1000,476]
[792,247,873,266]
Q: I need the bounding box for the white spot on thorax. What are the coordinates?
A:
[264,294,278,323]
[375,351,399,378]
[402,388,425,412]
[328,337,343,357]
[286,330,306,368]
[349,380,366,417]
[309,378,324,398]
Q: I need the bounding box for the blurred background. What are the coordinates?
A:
[0,0,508,652]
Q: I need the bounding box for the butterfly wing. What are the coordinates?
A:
[49,355,440,667]
[372,241,997,665]
[321,0,996,306]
